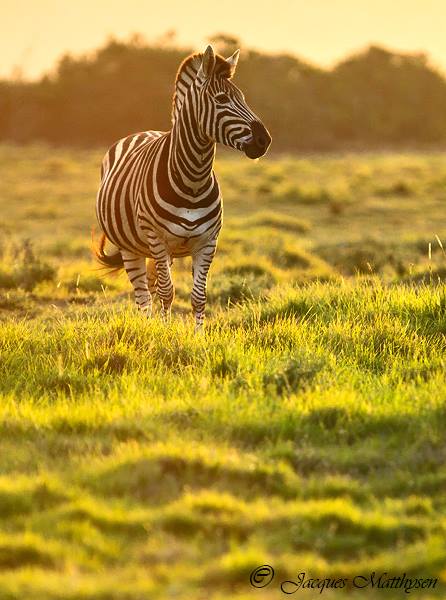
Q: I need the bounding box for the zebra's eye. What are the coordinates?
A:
[215,93,231,104]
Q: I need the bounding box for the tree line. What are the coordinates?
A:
[1,35,446,151]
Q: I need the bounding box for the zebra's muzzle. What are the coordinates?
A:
[243,121,272,159]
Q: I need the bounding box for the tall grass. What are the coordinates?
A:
[0,146,445,598]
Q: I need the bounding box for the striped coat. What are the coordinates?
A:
[95,45,271,327]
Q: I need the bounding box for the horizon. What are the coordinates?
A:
[2,0,446,80]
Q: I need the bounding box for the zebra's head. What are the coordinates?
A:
[173,46,272,159]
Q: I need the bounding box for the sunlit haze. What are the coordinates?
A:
[2,0,446,79]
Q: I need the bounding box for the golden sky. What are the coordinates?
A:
[2,0,446,79]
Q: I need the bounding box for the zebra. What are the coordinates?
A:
[95,45,271,328]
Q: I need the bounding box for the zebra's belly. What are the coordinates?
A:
[162,230,214,257]
[145,208,222,258]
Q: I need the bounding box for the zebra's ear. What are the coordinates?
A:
[226,49,240,76]
[197,45,215,81]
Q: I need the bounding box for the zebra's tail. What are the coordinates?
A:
[92,230,124,272]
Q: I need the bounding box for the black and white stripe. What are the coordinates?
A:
[96,45,271,327]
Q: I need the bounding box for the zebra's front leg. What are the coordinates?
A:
[121,251,152,316]
[155,257,174,322]
[191,244,216,330]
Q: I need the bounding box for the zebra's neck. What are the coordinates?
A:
[168,99,216,198]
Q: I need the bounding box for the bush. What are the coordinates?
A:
[314,239,408,276]
[0,240,55,292]
[209,272,274,305]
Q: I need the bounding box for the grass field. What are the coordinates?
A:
[0,144,446,599]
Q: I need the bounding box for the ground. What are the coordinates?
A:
[0,144,445,599]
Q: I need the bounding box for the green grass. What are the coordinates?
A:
[0,144,445,598]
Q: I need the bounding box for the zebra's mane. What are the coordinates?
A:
[171,52,234,124]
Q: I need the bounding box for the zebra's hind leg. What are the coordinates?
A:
[155,258,174,322]
[147,258,174,298]
[121,251,152,316]
[147,259,157,298]
[191,244,216,330]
